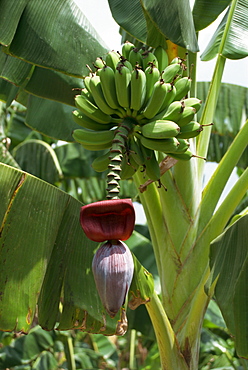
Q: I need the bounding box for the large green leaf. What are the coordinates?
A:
[0,54,84,106]
[108,0,199,51]
[207,214,248,358]
[201,0,248,60]
[0,0,108,77]
[192,0,231,32]
[0,163,154,334]
[197,82,248,167]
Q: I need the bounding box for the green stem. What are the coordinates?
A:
[106,118,135,199]
[203,166,248,244]
[64,335,76,370]
[129,329,137,370]
[198,119,248,235]
[146,291,189,370]
[197,0,239,183]
[133,170,164,281]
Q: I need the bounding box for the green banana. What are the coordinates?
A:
[130,67,147,112]
[176,106,196,127]
[161,63,182,83]
[89,75,116,115]
[141,50,158,70]
[177,121,203,139]
[154,46,169,72]
[167,149,194,161]
[72,127,115,150]
[122,41,135,60]
[91,151,110,172]
[141,120,180,139]
[93,57,105,70]
[129,47,143,67]
[129,136,145,166]
[140,145,161,181]
[144,65,161,106]
[161,101,184,121]
[143,80,171,119]
[139,134,180,153]
[159,84,177,113]
[173,138,190,153]
[105,51,120,70]
[120,154,138,179]
[170,57,182,64]
[118,56,133,71]
[115,64,132,109]
[98,66,121,111]
[72,110,116,131]
[84,76,92,94]
[75,95,112,124]
[183,98,202,113]
[80,87,95,104]
[174,77,192,101]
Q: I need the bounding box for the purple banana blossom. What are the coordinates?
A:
[92,240,134,318]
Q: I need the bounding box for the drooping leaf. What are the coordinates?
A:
[0,53,84,106]
[0,0,108,77]
[12,139,63,184]
[193,0,231,32]
[108,0,147,45]
[108,0,199,51]
[207,214,248,358]
[197,82,248,167]
[0,163,154,334]
[201,0,248,60]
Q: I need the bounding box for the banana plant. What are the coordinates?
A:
[0,0,248,369]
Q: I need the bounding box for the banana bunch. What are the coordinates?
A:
[73,42,207,180]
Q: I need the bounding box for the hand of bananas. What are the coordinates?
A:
[73,42,208,180]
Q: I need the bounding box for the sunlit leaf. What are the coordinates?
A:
[0,0,108,77]
[201,0,248,60]
[193,0,231,31]
[108,0,199,51]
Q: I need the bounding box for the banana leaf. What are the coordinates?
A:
[197,82,248,167]
[0,0,108,77]
[201,0,248,60]
[12,139,63,184]
[0,55,84,106]
[206,214,248,358]
[108,0,199,51]
[192,0,231,32]
[0,142,21,169]
[0,163,154,334]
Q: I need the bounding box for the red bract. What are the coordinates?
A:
[80,199,135,242]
